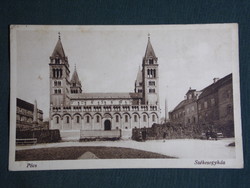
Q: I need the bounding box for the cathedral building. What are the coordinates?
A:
[49,34,161,138]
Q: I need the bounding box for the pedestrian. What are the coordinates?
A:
[163,131,167,142]
[142,127,147,141]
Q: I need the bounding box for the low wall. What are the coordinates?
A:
[132,123,201,141]
[16,130,61,143]
[60,130,80,141]
[80,130,121,141]
[121,129,132,139]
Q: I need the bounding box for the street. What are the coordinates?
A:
[16,138,235,159]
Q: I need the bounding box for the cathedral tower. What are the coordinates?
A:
[142,35,159,105]
[49,33,71,106]
[70,65,82,94]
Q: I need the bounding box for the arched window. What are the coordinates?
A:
[134,115,137,122]
[116,115,119,122]
[76,116,80,123]
[87,116,90,123]
[149,59,153,64]
[66,116,69,123]
[96,116,100,123]
[152,114,155,122]
[125,115,128,122]
[54,81,57,86]
[143,115,147,122]
[53,69,55,78]
[56,116,59,124]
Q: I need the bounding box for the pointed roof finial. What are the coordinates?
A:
[74,64,76,71]
[148,33,150,40]
[58,32,61,40]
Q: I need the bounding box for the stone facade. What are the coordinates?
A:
[169,74,234,136]
[49,35,161,138]
[16,98,43,131]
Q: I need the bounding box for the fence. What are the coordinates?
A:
[16,129,61,144]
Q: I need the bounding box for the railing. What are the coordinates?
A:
[80,130,121,139]
[16,138,37,145]
[52,105,158,112]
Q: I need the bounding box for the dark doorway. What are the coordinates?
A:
[104,120,111,131]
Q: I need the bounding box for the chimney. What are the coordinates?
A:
[213,77,220,83]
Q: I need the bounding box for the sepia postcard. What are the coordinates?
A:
[9,24,243,170]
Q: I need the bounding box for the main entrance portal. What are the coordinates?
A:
[104,120,111,131]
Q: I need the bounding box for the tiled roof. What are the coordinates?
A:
[70,92,142,100]
[199,73,232,99]
[172,100,187,111]
[144,37,157,59]
[71,69,82,86]
[17,98,34,111]
[51,39,66,59]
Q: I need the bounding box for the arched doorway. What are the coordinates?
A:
[104,120,111,131]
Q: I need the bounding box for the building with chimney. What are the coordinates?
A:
[16,98,44,131]
[169,74,234,136]
[49,34,161,138]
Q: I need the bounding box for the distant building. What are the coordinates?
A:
[16,98,44,131]
[197,74,233,135]
[169,74,234,136]
[49,34,161,138]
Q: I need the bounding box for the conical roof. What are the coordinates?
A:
[51,38,66,59]
[71,69,82,86]
[135,66,142,85]
[144,36,157,59]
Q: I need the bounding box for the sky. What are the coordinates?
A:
[13,25,237,119]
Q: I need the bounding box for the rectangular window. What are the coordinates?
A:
[149,59,153,64]
[116,115,119,122]
[97,116,100,123]
[149,89,155,93]
[211,98,215,105]
[143,115,146,122]
[204,101,208,109]
[149,81,155,86]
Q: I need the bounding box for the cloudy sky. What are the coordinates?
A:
[12,24,237,119]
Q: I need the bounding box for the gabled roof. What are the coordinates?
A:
[70,92,142,100]
[17,98,34,111]
[51,38,66,59]
[135,66,142,85]
[185,89,196,95]
[144,36,157,59]
[199,73,232,99]
[16,98,43,113]
[71,69,82,86]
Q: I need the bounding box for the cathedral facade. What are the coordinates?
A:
[49,35,161,137]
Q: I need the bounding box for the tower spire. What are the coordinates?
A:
[58,32,61,40]
[144,34,157,60]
